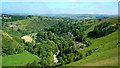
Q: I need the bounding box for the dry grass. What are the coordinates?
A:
[21,36,32,42]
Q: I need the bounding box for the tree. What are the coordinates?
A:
[44,33,48,41]
[25,42,33,52]
[87,22,117,38]
[68,41,75,46]
[59,57,65,65]
[27,15,33,18]
[47,31,54,40]
[38,16,43,20]
[75,29,84,42]
[17,28,21,31]
[67,53,74,62]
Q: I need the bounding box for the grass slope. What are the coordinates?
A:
[0,30,2,67]
[66,31,118,66]
[2,31,23,49]
[84,17,119,37]
[2,52,39,66]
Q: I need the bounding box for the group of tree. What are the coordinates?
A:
[87,22,118,38]
[25,21,94,66]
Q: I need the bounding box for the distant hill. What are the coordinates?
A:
[39,14,118,20]
[2,15,71,34]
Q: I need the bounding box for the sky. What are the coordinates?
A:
[2,1,118,15]
[2,0,119,2]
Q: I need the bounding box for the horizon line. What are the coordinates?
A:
[2,13,118,15]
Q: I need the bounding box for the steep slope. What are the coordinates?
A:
[84,17,119,37]
[66,31,118,66]
[2,30,24,55]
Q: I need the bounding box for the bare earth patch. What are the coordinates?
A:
[21,36,32,42]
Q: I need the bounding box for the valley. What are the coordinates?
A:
[1,14,119,67]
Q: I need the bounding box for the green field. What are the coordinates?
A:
[2,52,39,66]
[0,56,2,67]
[66,31,118,66]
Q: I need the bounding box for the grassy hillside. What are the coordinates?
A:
[66,31,118,66]
[2,52,39,66]
[84,17,118,37]
[0,39,1,67]
[2,31,21,46]
[2,31,25,56]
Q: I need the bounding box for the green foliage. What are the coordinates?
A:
[66,31,118,66]
[25,42,34,52]
[47,22,85,42]
[68,41,75,46]
[88,22,118,38]
[2,14,119,66]
[2,14,27,23]
[27,15,33,18]
[59,57,65,65]
[2,31,24,56]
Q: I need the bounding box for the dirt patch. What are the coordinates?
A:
[21,36,32,42]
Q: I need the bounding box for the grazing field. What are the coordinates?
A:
[2,52,39,66]
[66,31,118,66]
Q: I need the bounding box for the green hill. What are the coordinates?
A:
[65,17,119,66]
[84,17,118,37]
[2,31,25,56]
[65,29,118,66]
[2,30,39,66]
